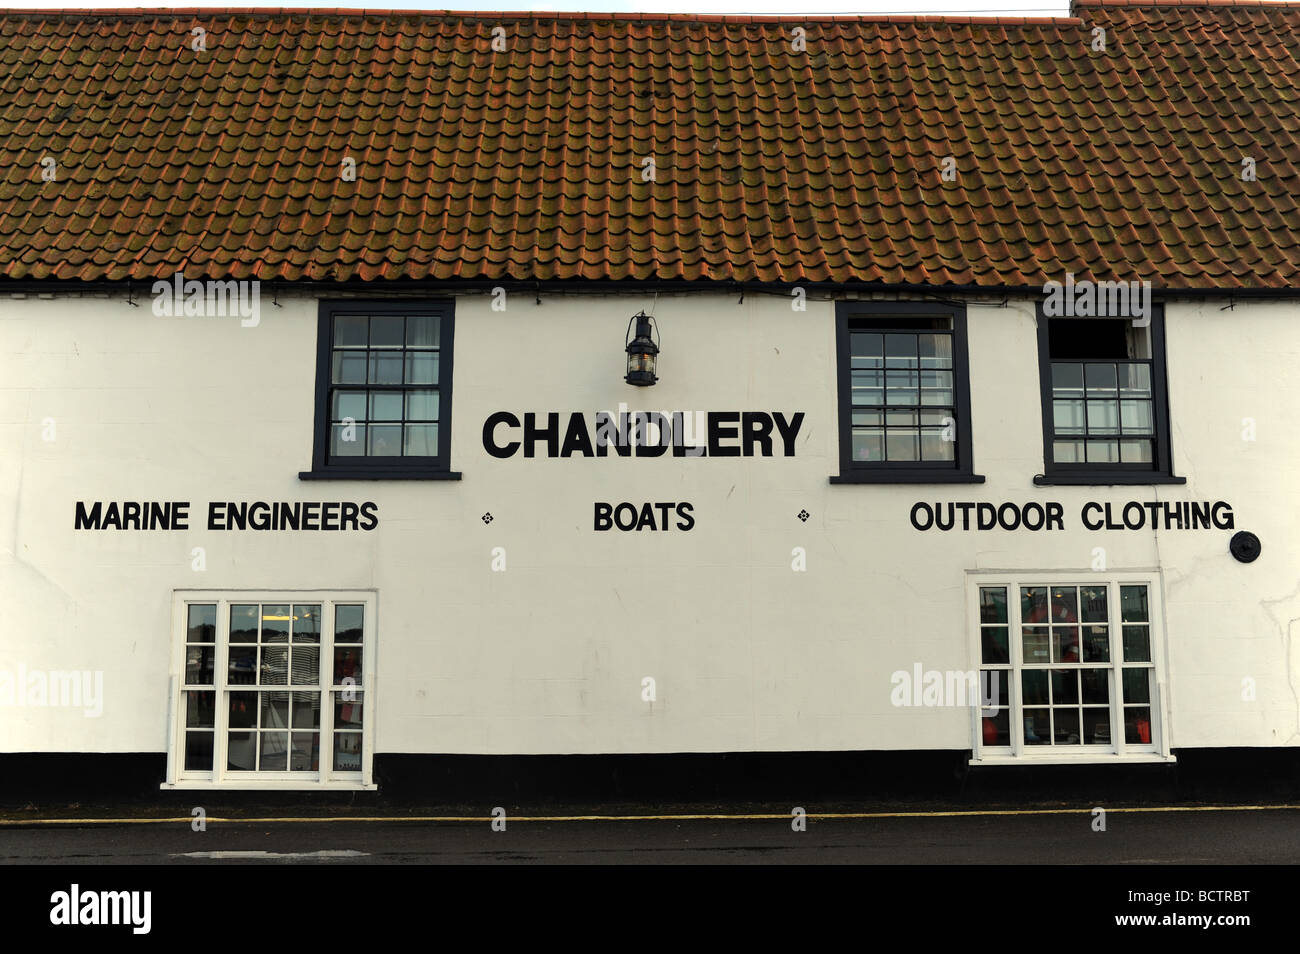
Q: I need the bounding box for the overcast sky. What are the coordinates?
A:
[13,1,1074,15]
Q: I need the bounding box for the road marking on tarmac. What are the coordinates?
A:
[2,804,1299,825]
[175,850,369,859]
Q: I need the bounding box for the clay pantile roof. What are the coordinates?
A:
[0,2,1297,289]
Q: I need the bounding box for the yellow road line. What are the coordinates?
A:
[2,804,1299,825]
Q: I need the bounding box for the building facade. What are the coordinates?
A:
[1,4,1299,790]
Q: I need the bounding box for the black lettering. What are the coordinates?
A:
[594,502,613,530]
[172,502,189,530]
[1046,502,1064,530]
[742,412,774,457]
[708,412,741,457]
[672,412,706,457]
[280,502,300,530]
[207,501,224,531]
[956,502,976,530]
[1190,501,1211,529]
[997,503,1021,531]
[122,502,141,530]
[248,501,272,531]
[560,414,595,457]
[1123,502,1145,530]
[655,502,674,527]
[523,412,559,458]
[977,503,997,530]
[1105,503,1124,530]
[635,413,670,458]
[934,503,955,531]
[147,502,169,529]
[75,501,102,530]
[636,502,657,531]
[102,502,122,530]
[1022,503,1045,531]
[340,502,359,531]
[675,502,695,531]
[613,503,638,531]
[483,411,521,458]
[359,502,379,530]
[772,412,804,456]
[322,502,341,531]
[910,503,933,531]
[301,503,320,531]
[1146,501,1164,528]
[1212,501,1234,530]
[1161,501,1180,529]
[226,502,248,531]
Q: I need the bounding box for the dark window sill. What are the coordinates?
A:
[1034,473,1185,486]
[299,469,462,481]
[831,471,986,485]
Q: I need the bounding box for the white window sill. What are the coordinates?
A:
[161,780,377,791]
[970,753,1177,767]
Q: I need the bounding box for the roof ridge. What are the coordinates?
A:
[1074,0,1300,7]
[0,7,1084,26]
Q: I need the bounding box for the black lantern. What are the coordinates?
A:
[625,311,660,386]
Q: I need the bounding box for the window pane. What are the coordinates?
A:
[917,333,952,368]
[331,423,366,457]
[1123,625,1151,662]
[1085,363,1117,395]
[850,333,884,369]
[261,606,290,642]
[406,315,440,347]
[1085,440,1119,463]
[335,694,364,730]
[1119,363,1151,396]
[331,351,366,384]
[1086,400,1120,435]
[1021,587,1048,623]
[227,731,255,771]
[1082,708,1111,744]
[334,647,362,685]
[1120,399,1152,434]
[261,647,288,685]
[981,626,1009,664]
[1081,669,1109,704]
[982,670,1009,707]
[406,352,439,385]
[1081,625,1110,662]
[369,391,403,422]
[290,732,320,771]
[1022,626,1049,663]
[291,647,319,685]
[980,587,1008,624]
[886,409,917,428]
[885,430,918,461]
[981,710,1010,746]
[1051,669,1079,704]
[884,334,917,368]
[293,606,321,643]
[851,370,884,406]
[367,424,402,456]
[1054,400,1085,435]
[332,390,366,422]
[920,429,953,461]
[1051,586,1077,621]
[1120,439,1153,463]
[1051,363,1084,397]
[1053,627,1079,663]
[1023,709,1050,745]
[1053,440,1084,463]
[852,429,883,461]
[1079,586,1107,622]
[406,389,439,421]
[228,647,257,685]
[260,691,290,729]
[335,605,364,641]
[1121,585,1149,622]
[1022,670,1049,705]
[885,370,917,405]
[292,692,321,729]
[368,352,403,384]
[919,370,952,405]
[369,315,403,347]
[230,605,259,642]
[1123,667,1151,704]
[404,424,438,456]
[185,646,215,685]
[185,690,215,728]
[187,604,216,642]
[184,731,214,771]
[260,733,289,771]
[229,691,257,728]
[1125,707,1153,744]
[334,732,363,771]
[1054,708,1080,744]
[333,315,367,347]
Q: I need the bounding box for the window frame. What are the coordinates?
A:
[831,301,983,484]
[1034,304,1184,485]
[967,572,1173,765]
[162,590,378,791]
[301,299,461,481]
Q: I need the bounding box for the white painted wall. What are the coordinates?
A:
[1,291,1297,755]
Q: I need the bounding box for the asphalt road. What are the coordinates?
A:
[3,807,1299,864]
